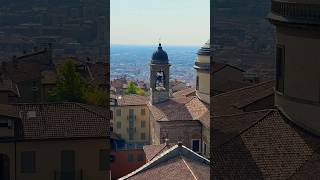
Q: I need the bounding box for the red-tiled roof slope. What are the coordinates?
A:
[14,103,109,140]
[213,80,275,116]
[143,143,174,162]
[213,79,252,94]
[212,109,320,179]
[148,97,209,127]
[172,87,196,97]
[117,95,149,106]
[121,145,210,180]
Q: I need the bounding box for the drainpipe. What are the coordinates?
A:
[14,141,16,180]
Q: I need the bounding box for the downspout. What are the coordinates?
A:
[14,140,16,180]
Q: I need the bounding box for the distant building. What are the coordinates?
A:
[110,94,150,149]
[0,76,20,104]
[0,103,110,180]
[110,148,146,180]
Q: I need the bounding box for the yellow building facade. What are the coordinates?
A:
[0,103,110,180]
[110,95,150,149]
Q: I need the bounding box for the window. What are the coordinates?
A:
[156,71,165,89]
[99,149,108,170]
[117,121,121,129]
[203,143,207,156]
[137,154,144,162]
[141,121,146,128]
[21,151,35,173]
[116,109,121,116]
[141,133,146,140]
[141,109,146,116]
[191,139,200,152]
[129,133,134,140]
[196,76,199,90]
[276,45,285,93]
[129,109,134,117]
[110,154,115,163]
[127,154,133,162]
[110,110,113,120]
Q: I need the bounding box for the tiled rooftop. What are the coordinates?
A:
[212,109,320,179]
[121,144,210,180]
[213,80,275,116]
[0,103,110,140]
[148,96,209,127]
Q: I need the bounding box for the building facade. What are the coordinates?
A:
[267,0,320,135]
[110,95,150,149]
[0,103,110,180]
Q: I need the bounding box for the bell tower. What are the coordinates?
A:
[150,43,170,104]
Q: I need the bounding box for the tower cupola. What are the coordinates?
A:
[149,43,171,104]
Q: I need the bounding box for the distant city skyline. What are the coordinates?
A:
[111,0,210,46]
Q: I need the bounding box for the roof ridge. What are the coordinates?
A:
[213,109,274,118]
[232,90,274,109]
[181,157,198,180]
[120,145,209,179]
[216,109,275,148]
[149,143,170,162]
[213,80,275,98]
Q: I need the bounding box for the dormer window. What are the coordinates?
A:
[27,111,36,119]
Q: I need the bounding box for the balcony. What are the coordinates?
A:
[268,1,320,25]
[54,169,84,180]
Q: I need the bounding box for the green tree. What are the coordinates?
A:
[84,86,109,107]
[49,59,85,102]
[124,81,146,95]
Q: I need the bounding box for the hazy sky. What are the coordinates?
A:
[111,0,210,46]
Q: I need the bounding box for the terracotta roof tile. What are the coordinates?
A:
[172,87,196,97]
[213,80,275,116]
[212,109,320,179]
[116,95,149,106]
[143,143,174,162]
[213,79,252,94]
[121,145,210,180]
[148,96,209,128]
[14,103,109,140]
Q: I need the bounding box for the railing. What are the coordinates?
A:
[54,169,84,180]
[271,1,320,21]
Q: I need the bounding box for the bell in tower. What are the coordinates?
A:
[149,43,171,104]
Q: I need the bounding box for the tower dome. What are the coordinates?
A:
[194,40,211,104]
[197,39,211,56]
[151,43,169,64]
